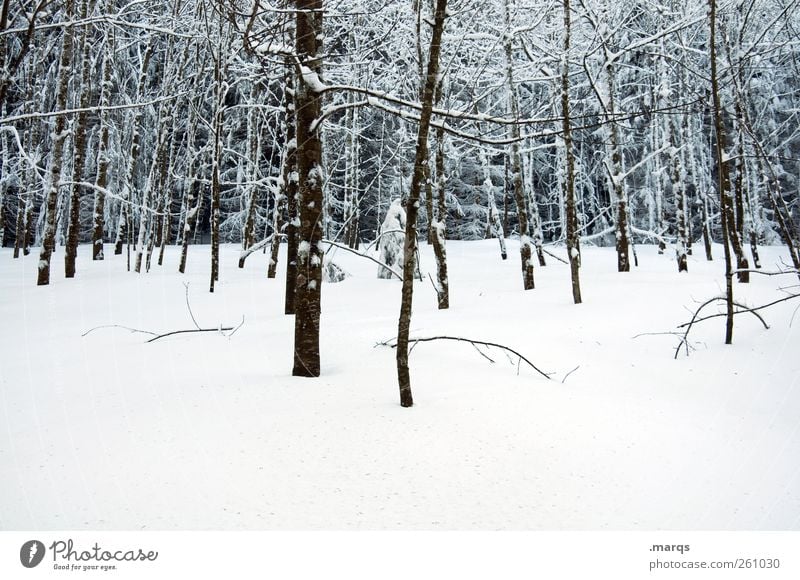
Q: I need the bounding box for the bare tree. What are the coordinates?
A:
[561,0,581,303]
[396,0,448,407]
[292,0,325,377]
[36,0,74,286]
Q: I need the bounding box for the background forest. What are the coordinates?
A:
[2,0,798,277]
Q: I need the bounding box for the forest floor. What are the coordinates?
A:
[1,240,798,530]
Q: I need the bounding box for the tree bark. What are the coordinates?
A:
[502,0,534,289]
[282,62,300,308]
[37,0,75,286]
[114,45,152,256]
[430,123,449,309]
[396,0,448,407]
[240,82,262,268]
[64,0,91,278]
[92,43,113,261]
[562,0,581,303]
[709,0,734,344]
[292,0,325,377]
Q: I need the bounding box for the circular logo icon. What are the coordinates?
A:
[20,540,46,568]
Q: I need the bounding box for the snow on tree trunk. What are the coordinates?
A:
[562,0,581,304]
[37,0,74,286]
[209,41,226,293]
[64,0,91,279]
[114,45,152,257]
[240,82,262,269]
[178,94,203,274]
[601,62,630,273]
[396,0,448,407]
[378,198,406,279]
[270,66,296,281]
[92,45,113,261]
[430,88,449,309]
[292,0,325,378]
[478,146,507,260]
[501,0,534,290]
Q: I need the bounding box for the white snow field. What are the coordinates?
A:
[1,241,798,530]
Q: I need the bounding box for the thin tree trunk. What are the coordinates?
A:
[209,34,226,292]
[282,62,299,307]
[135,107,169,273]
[92,42,113,261]
[396,0,448,407]
[114,45,152,256]
[178,75,202,273]
[157,104,180,267]
[64,0,91,278]
[479,146,507,260]
[37,0,75,286]
[602,63,630,272]
[501,0,534,289]
[240,82,262,266]
[709,0,734,344]
[562,0,581,303]
[430,123,449,309]
[268,74,295,279]
[0,116,7,248]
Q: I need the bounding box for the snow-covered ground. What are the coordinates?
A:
[1,241,798,530]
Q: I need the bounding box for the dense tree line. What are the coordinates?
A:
[1,0,799,401]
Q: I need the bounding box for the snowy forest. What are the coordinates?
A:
[1,0,800,530]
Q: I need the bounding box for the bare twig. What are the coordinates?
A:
[542,247,569,265]
[674,296,779,359]
[561,365,580,384]
[471,343,495,364]
[82,324,158,337]
[183,282,202,330]
[227,315,246,338]
[146,327,234,343]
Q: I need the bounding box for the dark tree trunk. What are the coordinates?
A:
[37,0,74,286]
[709,0,734,344]
[291,0,325,377]
[209,48,224,293]
[64,0,91,278]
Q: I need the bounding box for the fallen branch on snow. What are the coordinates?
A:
[83,283,243,343]
[377,335,552,380]
[672,293,800,358]
[82,324,157,338]
[146,324,236,343]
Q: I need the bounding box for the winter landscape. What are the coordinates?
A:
[1,0,800,531]
[1,242,799,529]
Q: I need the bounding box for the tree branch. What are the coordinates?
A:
[378,335,552,380]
